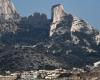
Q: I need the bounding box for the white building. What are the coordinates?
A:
[21,71,39,80]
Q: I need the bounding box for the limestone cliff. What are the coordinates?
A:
[50,4,74,36]
[0,0,20,33]
[50,4,67,36]
[0,0,19,20]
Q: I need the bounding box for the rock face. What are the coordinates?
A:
[0,0,19,20]
[1,12,49,44]
[51,4,66,22]
[95,32,100,45]
[71,17,93,33]
[50,4,74,36]
[50,4,66,36]
[0,0,20,33]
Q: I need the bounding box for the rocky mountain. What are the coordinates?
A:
[50,4,73,36]
[48,4,100,67]
[0,2,100,72]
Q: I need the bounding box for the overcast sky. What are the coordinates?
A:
[13,0,100,30]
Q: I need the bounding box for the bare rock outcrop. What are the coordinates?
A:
[0,0,20,33]
[50,4,73,36]
[0,0,19,20]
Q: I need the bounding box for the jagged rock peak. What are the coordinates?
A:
[0,0,19,20]
[50,4,67,36]
[51,4,66,22]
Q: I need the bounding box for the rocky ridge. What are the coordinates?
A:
[0,2,99,71]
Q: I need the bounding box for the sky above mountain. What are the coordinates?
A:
[13,0,100,30]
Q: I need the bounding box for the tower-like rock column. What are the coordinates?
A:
[50,4,66,36]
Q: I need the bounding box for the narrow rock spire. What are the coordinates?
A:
[50,4,66,36]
